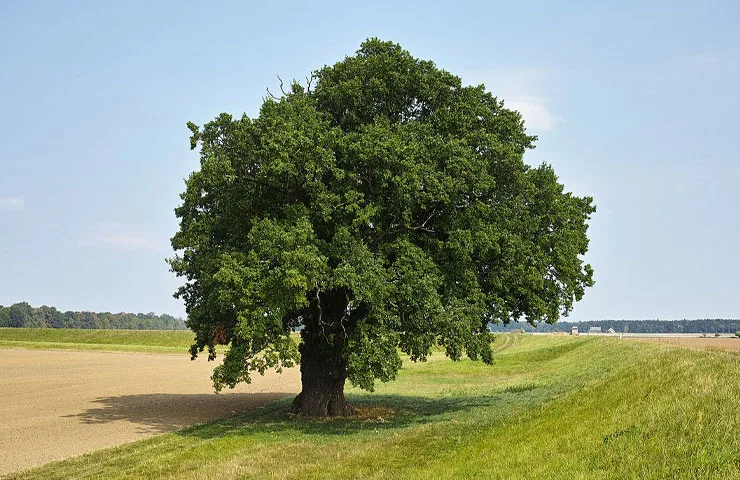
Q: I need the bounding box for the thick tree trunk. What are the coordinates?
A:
[290,289,356,417]
[290,346,355,417]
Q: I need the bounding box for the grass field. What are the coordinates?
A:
[6,334,740,479]
[0,328,194,354]
[635,336,740,351]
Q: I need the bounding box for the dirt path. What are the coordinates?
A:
[493,334,510,352]
[0,349,301,476]
[493,333,518,353]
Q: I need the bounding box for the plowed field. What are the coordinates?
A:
[0,349,300,476]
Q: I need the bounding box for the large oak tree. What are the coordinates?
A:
[169,39,595,417]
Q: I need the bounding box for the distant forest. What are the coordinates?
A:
[3,301,737,334]
[0,302,186,330]
[489,319,740,334]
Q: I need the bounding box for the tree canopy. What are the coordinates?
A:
[170,39,595,416]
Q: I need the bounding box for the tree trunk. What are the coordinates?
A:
[290,345,355,417]
[290,289,356,417]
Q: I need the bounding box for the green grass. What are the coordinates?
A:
[0,328,194,354]
[7,335,740,479]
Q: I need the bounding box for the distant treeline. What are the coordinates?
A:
[489,319,740,334]
[0,302,186,330]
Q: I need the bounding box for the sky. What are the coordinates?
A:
[1,1,738,321]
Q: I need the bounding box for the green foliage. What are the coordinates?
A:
[0,306,9,328]
[736,331,740,338]
[9,302,34,328]
[170,39,595,392]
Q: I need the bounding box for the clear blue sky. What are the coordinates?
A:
[1,1,738,321]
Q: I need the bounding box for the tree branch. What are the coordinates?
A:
[277,75,288,96]
[266,87,279,100]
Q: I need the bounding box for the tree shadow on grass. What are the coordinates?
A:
[175,388,550,440]
[64,392,294,435]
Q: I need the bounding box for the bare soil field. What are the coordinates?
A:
[633,337,740,351]
[0,349,300,476]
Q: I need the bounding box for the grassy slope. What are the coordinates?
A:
[0,328,194,353]
[6,335,740,479]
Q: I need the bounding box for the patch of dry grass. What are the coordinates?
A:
[634,337,740,351]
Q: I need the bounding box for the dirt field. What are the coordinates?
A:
[0,349,301,476]
[633,337,740,351]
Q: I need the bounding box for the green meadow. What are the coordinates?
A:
[0,328,194,353]
[6,334,740,479]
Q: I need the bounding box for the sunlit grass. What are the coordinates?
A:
[0,328,194,353]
